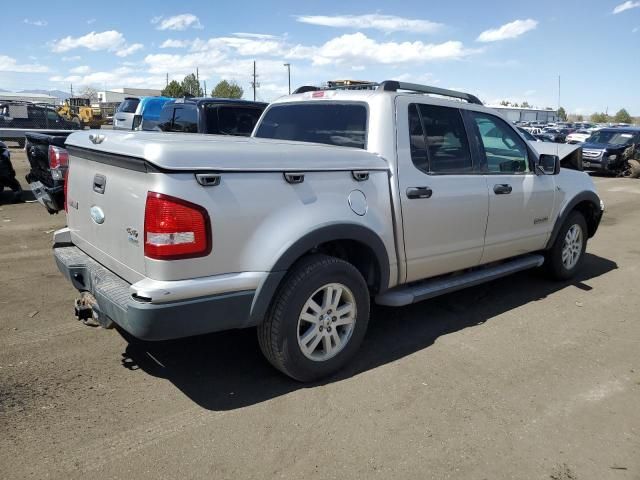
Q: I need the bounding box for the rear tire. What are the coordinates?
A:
[628,160,640,179]
[545,211,588,280]
[257,254,370,382]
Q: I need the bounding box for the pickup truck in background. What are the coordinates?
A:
[24,131,72,213]
[53,81,603,381]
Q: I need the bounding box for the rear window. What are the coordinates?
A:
[204,105,264,136]
[117,98,139,113]
[255,103,367,149]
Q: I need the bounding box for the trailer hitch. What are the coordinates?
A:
[74,292,113,329]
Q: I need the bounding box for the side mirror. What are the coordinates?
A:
[536,154,560,175]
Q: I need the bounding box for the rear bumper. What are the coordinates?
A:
[53,245,258,341]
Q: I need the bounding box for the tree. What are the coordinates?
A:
[614,108,632,124]
[591,112,609,123]
[499,100,510,106]
[181,73,203,96]
[79,86,98,102]
[520,101,532,108]
[161,80,185,97]
[557,107,567,121]
[211,80,244,99]
[576,114,584,122]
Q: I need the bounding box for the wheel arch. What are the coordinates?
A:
[545,191,602,249]
[248,224,391,325]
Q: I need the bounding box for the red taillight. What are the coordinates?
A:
[48,145,69,169]
[144,192,211,260]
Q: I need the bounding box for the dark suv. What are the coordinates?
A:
[581,128,640,175]
[157,98,267,135]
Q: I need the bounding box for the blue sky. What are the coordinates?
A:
[1,0,639,114]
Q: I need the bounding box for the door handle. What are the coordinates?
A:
[406,186,433,199]
[493,184,512,195]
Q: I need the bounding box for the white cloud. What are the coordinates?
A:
[232,32,278,39]
[24,18,48,27]
[296,14,443,33]
[0,55,48,73]
[62,55,82,62]
[192,36,286,56]
[49,66,166,89]
[116,43,144,57]
[87,18,96,25]
[152,14,202,31]
[613,1,640,14]
[287,33,475,66]
[477,19,538,42]
[160,39,191,48]
[69,65,91,74]
[51,30,126,52]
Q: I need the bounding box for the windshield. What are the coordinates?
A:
[517,127,536,141]
[117,98,140,113]
[255,103,368,149]
[587,130,636,146]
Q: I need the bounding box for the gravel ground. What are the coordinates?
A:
[0,147,638,480]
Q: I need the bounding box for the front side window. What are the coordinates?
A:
[408,103,472,174]
[471,112,529,173]
[255,103,367,149]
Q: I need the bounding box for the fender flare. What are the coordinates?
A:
[545,190,602,249]
[248,224,391,325]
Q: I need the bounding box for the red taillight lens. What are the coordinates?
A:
[63,168,69,212]
[48,145,69,169]
[144,192,211,260]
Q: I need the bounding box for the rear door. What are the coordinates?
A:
[465,111,556,263]
[396,98,489,283]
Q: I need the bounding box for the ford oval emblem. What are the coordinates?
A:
[90,206,105,224]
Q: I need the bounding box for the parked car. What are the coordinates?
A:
[581,127,640,176]
[538,128,569,143]
[157,97,267,135]
[566,129,597,144]
[0,140,22,202]
[0,101,78,146]
[112,97,141,130]
[132,97,174,131]
[53,81,603,381]
[24,132,72,213]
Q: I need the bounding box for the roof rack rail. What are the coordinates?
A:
[378,81,483,105]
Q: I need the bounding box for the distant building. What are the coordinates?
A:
[0,91,58,105]
[96,87,163,104]
[488,105,558,123]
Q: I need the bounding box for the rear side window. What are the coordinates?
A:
[117,98,139,113]
[158,106,174,131]
[255,103,367,149]
[409,103,472,174]
[171,106,198,133]
[204,105,264,136]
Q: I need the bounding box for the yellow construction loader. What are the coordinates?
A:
[57,97,105,129]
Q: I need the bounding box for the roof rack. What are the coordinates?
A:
[292,80,483,105]
[378,81,483,105]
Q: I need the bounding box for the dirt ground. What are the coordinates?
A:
[1,147,638,480]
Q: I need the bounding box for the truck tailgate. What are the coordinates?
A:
[66,149,151,283]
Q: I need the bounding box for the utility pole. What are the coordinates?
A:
[284,63,291,95]
[70,83,74,97]
[203,80,207,98]
[251,61,260,101]
[557,75,561,121]
[166,73,168,86]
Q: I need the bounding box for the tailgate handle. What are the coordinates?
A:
[352,170,369,182]
[284,172,305,184]
[93,174,106,194]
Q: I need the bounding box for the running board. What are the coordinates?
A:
[376,254,545,307]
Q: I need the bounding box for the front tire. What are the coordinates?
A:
[258,254,370,382]
[545,211,588,280]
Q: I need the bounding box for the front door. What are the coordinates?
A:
[396,98,489,283]
[466,111,556,263]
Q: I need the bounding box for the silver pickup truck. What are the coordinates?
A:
[53,81,603,381]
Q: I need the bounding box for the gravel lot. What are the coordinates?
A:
[1,147,638,480]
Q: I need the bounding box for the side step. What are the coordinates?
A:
[376,254,545,307]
